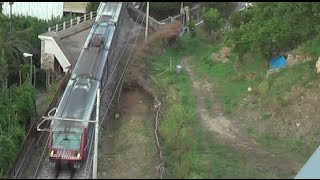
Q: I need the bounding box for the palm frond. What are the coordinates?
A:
[0,24,32,64]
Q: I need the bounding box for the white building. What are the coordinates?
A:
[1,2,92,21]
[2,2,64,21]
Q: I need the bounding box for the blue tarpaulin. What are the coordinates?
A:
[270,56,286,69]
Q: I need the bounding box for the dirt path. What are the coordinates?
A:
[98,88,159,179]
[182,57,300,178]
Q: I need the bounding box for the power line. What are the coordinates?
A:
[100,12,146,128]
[100,2,146,97]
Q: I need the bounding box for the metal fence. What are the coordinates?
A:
[48,11,97,32]
[158,4,201,25]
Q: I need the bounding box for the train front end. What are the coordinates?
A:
[49,127,87,169]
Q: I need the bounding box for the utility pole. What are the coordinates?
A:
[30,56,33,85]
[145,2,149,42]
[181,2,184,29]
[23,53,33,86]
[92,88,100,179]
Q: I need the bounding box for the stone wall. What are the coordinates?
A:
[40,50,55,71]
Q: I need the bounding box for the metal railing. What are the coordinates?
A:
[153,4,201,30]
[48,11,97,32]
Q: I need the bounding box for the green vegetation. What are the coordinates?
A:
[0,12,74,178]
[202,8,223,35]
[199,2,237,19]
[144,2,320,179]
[86,2,100,13]
[140,2,236,22]
[149,18,319,175]
[226,2,320,62]
[0,82,35,178]
[186,29,316,162]
[148,34,264,178]
[0,13,75,88]
[300,33,320,57]
[188,20,196,38]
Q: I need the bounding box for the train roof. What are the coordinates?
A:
[51,78,100,129]
[96,2,122,23]
[49,2,121,131]
[72,24,115,80]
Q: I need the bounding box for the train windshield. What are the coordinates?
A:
[52,128,83,150]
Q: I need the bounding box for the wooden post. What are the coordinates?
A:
[45,70,48,91]
[90,12,93,19]
[48,27,51,32]
[63,21,66,30]
[70,19,73,26]
[84,13,87,21]
[55,24,58,32]
[34,65,36,87]
[77,16,80,24]
[30,57,33,85]
[19,69,22,87]
[181,2,184,28]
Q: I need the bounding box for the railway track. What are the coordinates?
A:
[55,165,76,179]
[34,124,94,179]
[13,3,138,179]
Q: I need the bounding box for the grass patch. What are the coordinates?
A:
[186,35,267,114]
[245,128,313,162]
[299,33,320,57]
[185,31,318,112]
[148,33,263,178]
[147,26,320,178]
[107,104,157,178]
[268,60,317,96]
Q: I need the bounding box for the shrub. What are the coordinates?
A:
[146,20,182,55]
[188,20,196,38]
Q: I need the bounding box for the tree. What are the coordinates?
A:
[0,24,31,88]
[85,2,100,13]
[229,8,254,28]
[200,2,237,19]
[225,25,251,63]
[202,8,223,35]
[0,2,3,14]
[0,82,35,178]
[225,2,320,62]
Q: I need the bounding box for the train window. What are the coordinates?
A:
[52,129,82,150]
[104,28,113,48]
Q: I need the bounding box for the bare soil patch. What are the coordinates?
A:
[97,87,159,179]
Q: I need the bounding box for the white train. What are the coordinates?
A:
[47,2,124,169]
